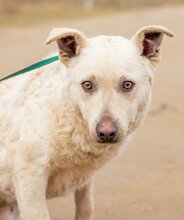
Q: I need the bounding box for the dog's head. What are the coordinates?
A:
[46,26,174,144]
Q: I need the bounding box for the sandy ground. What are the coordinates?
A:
[0,5,184,220]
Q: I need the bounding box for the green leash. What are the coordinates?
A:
[0,55,59,82]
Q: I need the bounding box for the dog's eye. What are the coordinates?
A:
[81,81,93,92]
[122,81,135,92]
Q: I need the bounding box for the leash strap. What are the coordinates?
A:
[0,55,59,82]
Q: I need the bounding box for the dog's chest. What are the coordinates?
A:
[46,132,118,199]
[47,153,103,198]
[46,163,96,199]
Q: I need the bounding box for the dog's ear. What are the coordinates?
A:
[132,25,174,66]
[45,28,87,65]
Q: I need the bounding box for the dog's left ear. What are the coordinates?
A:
[45,28,87,66]
[132,25,174,66]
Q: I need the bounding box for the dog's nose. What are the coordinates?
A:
[96,119,118,143]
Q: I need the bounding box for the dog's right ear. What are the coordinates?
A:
[45,28,87,66]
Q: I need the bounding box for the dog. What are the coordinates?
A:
[0,25,173,220]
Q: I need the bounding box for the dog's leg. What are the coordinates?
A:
[75,179,94,220]
[13,169,50,220]
[12,142,51,220]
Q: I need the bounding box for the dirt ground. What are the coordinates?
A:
[0,4,184,220]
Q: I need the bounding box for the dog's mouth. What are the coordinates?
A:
[96,137,121,144]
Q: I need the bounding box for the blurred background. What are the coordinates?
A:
[0,0,184,27]
[0,0,184,220]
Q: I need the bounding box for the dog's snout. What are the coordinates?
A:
[96,119,118,143]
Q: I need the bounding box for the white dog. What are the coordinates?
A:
[0,25,173,220]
